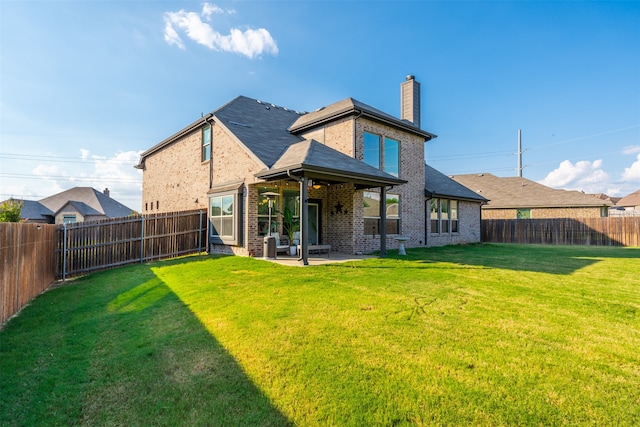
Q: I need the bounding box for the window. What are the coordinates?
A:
[258,187,278,237]
[430,198,459,234]
[430,199,439,233]
[451,200,459,233]
[364,191,400,235]
[516,209,531,219]
[210,189,242,245]
[63,214,76,224]
[211,195,234,238]
[202,126,211,162]
[384,137,399,177]
[363,132,400,177]
[363,132,380,170]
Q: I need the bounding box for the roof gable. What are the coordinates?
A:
[288,97,436,140]
[256,139,406,188]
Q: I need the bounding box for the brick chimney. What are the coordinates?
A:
[400,75,421,128]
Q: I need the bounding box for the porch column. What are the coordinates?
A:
[380,186,387,257]
[300,177,309,265]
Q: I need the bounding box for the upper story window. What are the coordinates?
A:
[516,209,531,219]
[363,132,399,177]
[202,126,211,162]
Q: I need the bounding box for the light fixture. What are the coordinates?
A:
[262,191,279,236]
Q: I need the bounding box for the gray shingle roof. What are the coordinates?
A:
[39,187,134,218]
[15,199,53,222]
[425,164,488,202]
[289,97,436,140]
[450,173,612,209]
[256,139,406,188]
[214,96,306,167]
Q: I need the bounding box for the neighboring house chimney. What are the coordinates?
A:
[103,188,110,197]
[400,75,421,128]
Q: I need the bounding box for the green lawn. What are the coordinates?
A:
[1,244,639,426]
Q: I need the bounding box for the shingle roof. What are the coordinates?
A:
[450,173,611,209]
[214,96,305,168]
[289,97,436,140]
[256,139,406,189]
[14,199,53,222]
[616,189,640,207]
[39,187,134,218]
[425,165,488,203]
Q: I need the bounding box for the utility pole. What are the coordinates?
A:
[517,129,523,177]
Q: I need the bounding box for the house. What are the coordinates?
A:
[450,173,611,219]
[612,189,640,216]
[7,187,134,224]
[136,76,487,262]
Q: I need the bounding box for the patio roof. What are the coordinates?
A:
[254,139,407,189]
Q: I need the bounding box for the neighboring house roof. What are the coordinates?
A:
[588,193,622,205]
[58,200,103,217]
[255,139,407,189]
[450,173,612,209]
[617,189,640,207]
[289,97,437,140]
[39,187,134,218]
[18,199,54,222]
[424,165,488,203]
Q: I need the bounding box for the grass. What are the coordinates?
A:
[1,244,639,426]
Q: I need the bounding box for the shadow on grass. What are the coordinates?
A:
[0,259,292,427]
[337,244,640,275]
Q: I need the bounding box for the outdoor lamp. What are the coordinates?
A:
[262,191,279,236]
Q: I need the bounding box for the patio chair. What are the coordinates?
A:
[272,232,290,255]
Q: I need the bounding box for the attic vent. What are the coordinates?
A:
[271,104,277,108]
[257,100,263,104]
[478,173,484,177]
[229,121,251,128]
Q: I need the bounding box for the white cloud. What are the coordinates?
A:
[163,3,278,58]
[622,145,640,155]
[539,159,610,193]
[621,153,640,182]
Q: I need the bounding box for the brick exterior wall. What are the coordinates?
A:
[482,206,604,219]
[427,200,482,247]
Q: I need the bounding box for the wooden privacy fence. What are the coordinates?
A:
[482,217,640,246]
[1,223,57,325]
[57,210,208,280]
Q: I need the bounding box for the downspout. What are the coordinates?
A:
[352,109,364,158]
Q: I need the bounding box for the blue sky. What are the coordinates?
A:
[1,0,639,212]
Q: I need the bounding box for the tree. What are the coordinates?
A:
[0,199,24,222]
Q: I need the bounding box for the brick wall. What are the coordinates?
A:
[428,200,482,247]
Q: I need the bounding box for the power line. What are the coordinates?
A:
[0,173,141,184]
[0,152,140,165]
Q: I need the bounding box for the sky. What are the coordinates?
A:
[1,0,639,212]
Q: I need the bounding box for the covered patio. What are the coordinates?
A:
[255,139,406,265]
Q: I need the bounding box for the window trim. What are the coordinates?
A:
[209,186,243,245]
[430,198,460,235]
[202,125,212,162]
[364,191,401,235]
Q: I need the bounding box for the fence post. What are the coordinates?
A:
[62,223,67,282]
[140,216,145,263]
[198,210,203,254]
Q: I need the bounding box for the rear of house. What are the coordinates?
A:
[137,76,486,259]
